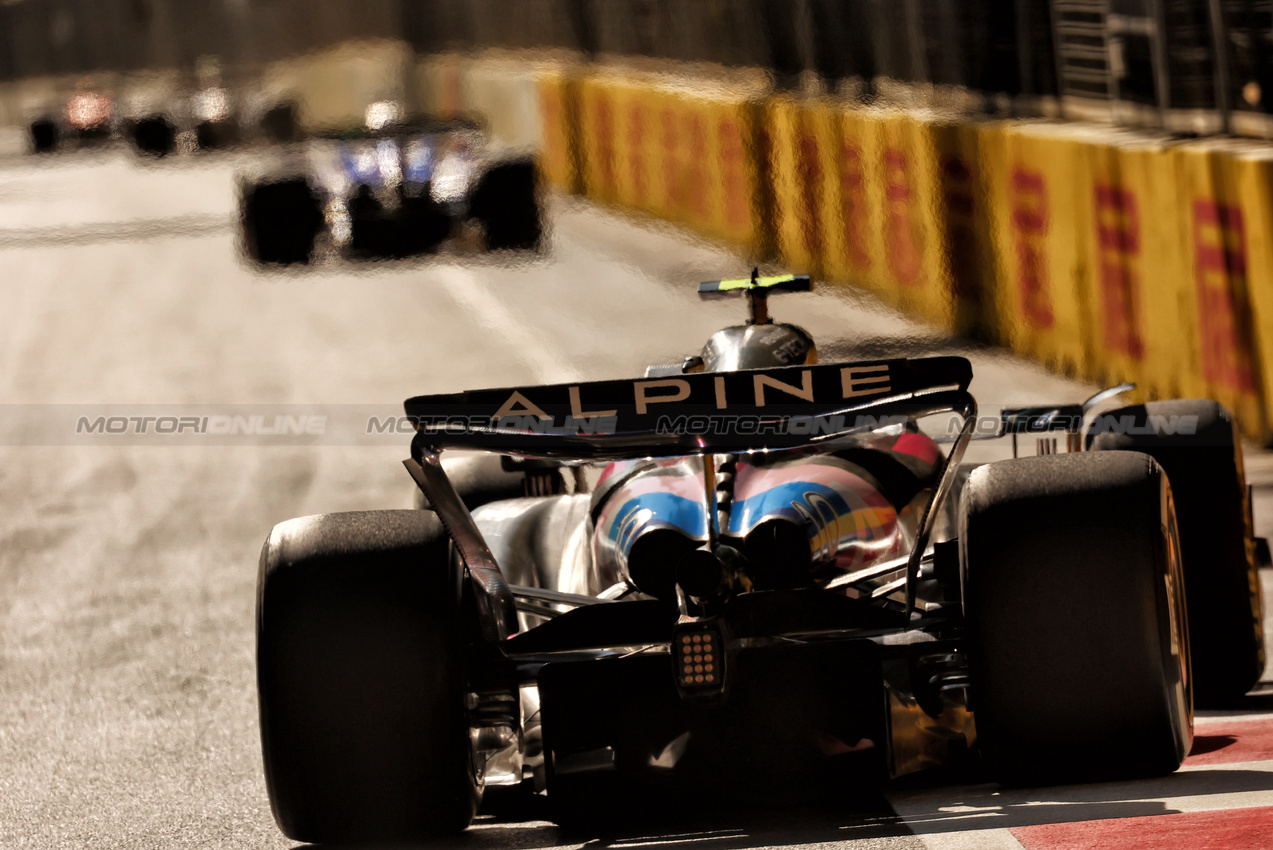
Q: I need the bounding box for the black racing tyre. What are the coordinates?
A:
[414,453,535,511]
[195,119,238,151]
[257,510,480,844]
[240,177,323,265]
[470,158,543,251]
[132,115,177,157]
[1088,400,1266,705]
[29,119,58,153]
[347,186,396,258]
[961,451,1192,785]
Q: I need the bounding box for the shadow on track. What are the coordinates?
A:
[288,778,912,850]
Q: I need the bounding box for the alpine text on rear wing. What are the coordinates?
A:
[404,356,973,458]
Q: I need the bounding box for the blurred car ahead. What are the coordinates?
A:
[238,103,542,265]
[28,80,118,154]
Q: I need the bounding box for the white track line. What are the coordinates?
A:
[901,828,1026,850]
[439,265,582,384]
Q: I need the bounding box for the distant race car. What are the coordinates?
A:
[127,83,245,158]
[28,83,118,154]
[255,273,1266,844]
[238,106,542,265]
[126,88,300,158]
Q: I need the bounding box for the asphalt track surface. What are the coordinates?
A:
[1,147,1271,849]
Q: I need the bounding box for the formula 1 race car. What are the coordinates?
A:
[256,273,1266,844]
[126,82,245,158]
[28,82,119,154]
[238,106,541,265]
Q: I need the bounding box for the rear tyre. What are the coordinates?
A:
[470,158,543,251]
[1089,400,1265,705]
[257,510,481,844]
[347,186,396,258]
[29,119,58,153]
[240,178,323,264]
[195,119,238,151]
[132,115,176,157]
[961,452,1192,784]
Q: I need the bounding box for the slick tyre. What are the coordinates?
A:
[961,452,1192,785]
[132,115,176,157]
[240,178,323,264]
[1089,400,1265,705]
[195,119,237,151]
[470,158,543,251]
[257,510,480,844]
[29,119,58,153]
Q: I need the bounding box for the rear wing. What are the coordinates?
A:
[404,356,973,459]
[404,356,978,641]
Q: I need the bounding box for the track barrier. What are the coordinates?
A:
[1176,139,1268,435]
[983,123,1093,378]
[547,71,1273,438]
[1235,147,1273,438]
[199,47,1273,440]
[1100,135,1195,402]
[574,71,764,251]
[534,66,579,192]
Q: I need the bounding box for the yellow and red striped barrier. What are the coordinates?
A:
[1177,140,1267,433]
[983,123,1093,377]
[767,95,829,276]
[573,72,764,250]
[1235,147,1273,432]
[765,102,995,337]
[534,67,579,192]
[1093,135,1194,401]
[528,62,1273,440]
[929,117,999,339]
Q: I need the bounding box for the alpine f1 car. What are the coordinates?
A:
[238,105,542,265]
[256,273,1266,844]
